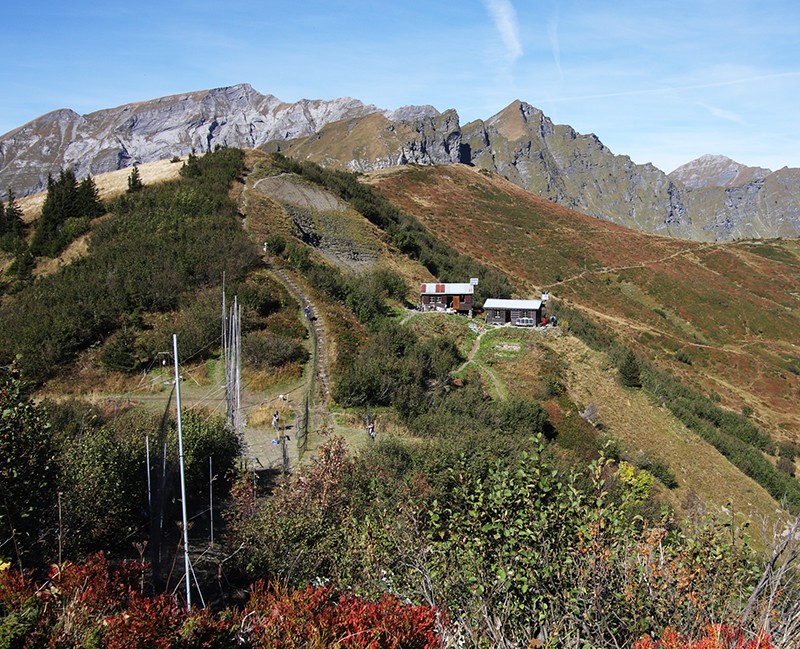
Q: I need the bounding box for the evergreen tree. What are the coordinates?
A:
[9,246,35,281]
[0,192,25,252]
[76,175,105,218]
[619,349,642,388]
[3,191,25,236]
[31,170,103,257]
[180,151,202,178]
[100,327,141,373]
[126,165,144,193]
[31,171,76,256]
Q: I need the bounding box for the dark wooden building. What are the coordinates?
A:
[419,283,474,313]
[484,298,543,326]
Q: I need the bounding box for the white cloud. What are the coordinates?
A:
[483,0,522,62]
[697,102,747,126]
[547,11,562,80]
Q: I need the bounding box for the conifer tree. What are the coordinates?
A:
[619,349,642,388]
[126,165,144,193]
[180,151,202,178]
[31,170,104,256]
[76,175,105,218]
[0,191,25,252]
[3,190,25,237]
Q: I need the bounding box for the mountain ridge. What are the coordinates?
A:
[3,84,800,241]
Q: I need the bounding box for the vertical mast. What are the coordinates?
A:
[173,334,192,611]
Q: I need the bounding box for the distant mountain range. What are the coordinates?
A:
[2,83,799,241]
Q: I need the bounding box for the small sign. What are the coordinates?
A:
[541,292,549,302]
[470,277,479,285]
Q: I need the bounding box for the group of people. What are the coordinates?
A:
[541,314,558,327]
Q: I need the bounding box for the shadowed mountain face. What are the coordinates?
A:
[2,85,800,241]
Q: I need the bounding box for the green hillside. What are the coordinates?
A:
[3,150,800,647]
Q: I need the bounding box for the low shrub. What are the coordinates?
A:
[635,624,773,649]
[244,330,309,368]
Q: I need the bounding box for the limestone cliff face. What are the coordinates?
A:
[2,87,799,241]
[0,84,381,198]
[681,169,800,240]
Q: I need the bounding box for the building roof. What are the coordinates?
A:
[420,282,474,295]
[484,298,542,310]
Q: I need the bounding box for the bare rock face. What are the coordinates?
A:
[669,154,771,189]
[0,84,383,198]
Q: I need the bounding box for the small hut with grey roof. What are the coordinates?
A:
[484,298,543,326]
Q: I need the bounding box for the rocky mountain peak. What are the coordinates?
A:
[669,154,772,190]
[386,105,441,122]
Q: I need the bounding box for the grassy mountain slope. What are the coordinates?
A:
[5,149,797,527]
[367,164,800,445]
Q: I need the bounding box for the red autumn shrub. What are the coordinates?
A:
[240,581,442,648]
[103,593,184,649]
[0,565,36,611]
[0,553,148,647]
[635,624,773,649]
[1,558,442,647]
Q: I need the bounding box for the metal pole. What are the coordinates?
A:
[145,434,152,513]
[281,420,289,476]
[235,299,241,431]
[209,456,214,546]
[57,492,63,566]
[173,334,192,611]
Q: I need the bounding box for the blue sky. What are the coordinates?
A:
[3,0,799,173]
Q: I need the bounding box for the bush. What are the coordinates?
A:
[264,233,286,255]
[241,582,442,648]
[635,454,679,489]
[243,331,309,368]
[777,456,796,477]
[371,267,409,303]
[635,625,773,649]
[0,365,57,566]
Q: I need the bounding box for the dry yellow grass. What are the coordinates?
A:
[16,156,186,223]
